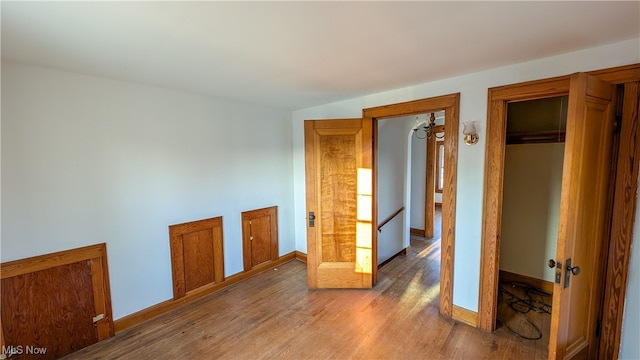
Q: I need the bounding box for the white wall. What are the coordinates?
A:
[377,118,415,263]
[5,39,638,352]
[291,39,639,312]
[500,143,564,282]
[1,62,294,320]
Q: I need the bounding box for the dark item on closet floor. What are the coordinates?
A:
[497,281,552,344]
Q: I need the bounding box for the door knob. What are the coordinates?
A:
[548,259,556,268]
[568,265,580,275]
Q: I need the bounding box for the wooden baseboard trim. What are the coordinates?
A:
[114,251,297,333]
[499,270,554,294]
[295,251,307,263]
[377,247,410,269]
[410,228,426,237]
[452,305,478,328]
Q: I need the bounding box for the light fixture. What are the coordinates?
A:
[463,121,479,145]
[413,113,444,140]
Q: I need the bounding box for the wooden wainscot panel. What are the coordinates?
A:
[241,206,279,272]
[0,243,114,359]
[169,217,224,299]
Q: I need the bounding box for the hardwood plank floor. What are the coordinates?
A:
[496,279,552,351]
[64,234,546,360]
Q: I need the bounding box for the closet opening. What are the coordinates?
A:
[496,96,567,349]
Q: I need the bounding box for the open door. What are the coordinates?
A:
[304,118,375,288]
[548,73,616,359]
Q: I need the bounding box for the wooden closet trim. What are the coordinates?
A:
[479,63,640,359]
[598,80,640,359]
[479,76,571,332]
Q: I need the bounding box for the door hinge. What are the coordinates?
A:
[596,318,602,338]
[614,115,622,133]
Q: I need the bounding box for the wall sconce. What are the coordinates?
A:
[463,121,479,145]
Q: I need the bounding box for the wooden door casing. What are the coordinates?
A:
[598,80,640,359]
[363,93,460,319]
[304,118,374,289]
[479,64,640,360]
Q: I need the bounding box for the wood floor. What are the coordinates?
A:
[496,280,552,351]
[63,231,547,360]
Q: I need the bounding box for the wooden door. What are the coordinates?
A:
[169,217,225,299]
[548,73,616,359]
[304,118,374,288]
[1,261,98,359]
[242,206,279,270]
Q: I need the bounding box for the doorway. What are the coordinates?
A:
[363,93,459,318]
[495,96,568,349]
[409,112,445,240]
[375,112,444,268]
[479,66,640,359]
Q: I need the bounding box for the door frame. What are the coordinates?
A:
[363,93,459,317]
[478,64,640,357]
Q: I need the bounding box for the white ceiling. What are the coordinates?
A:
[2,1,639,110]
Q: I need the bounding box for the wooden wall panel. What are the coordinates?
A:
[183,229,215,292]
[2,261,97,359]
[250,215,273,266]
[170,217,224,299]
[242,206,279,271]
[0,243,114,358]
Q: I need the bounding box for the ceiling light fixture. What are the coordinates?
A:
[413,113,444,140]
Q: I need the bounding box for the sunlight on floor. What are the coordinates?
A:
[416,239,441,262]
